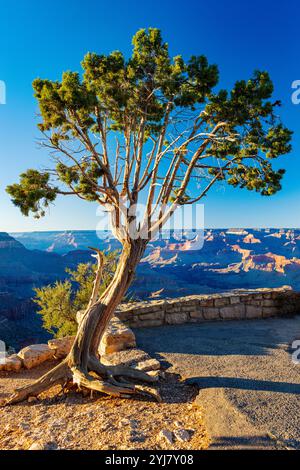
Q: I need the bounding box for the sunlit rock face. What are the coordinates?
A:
[243,233,261,244]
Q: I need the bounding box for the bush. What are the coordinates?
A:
[33,251,119,338]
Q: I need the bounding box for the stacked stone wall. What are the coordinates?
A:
[117,286,300,328]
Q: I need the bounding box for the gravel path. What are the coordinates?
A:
[136,316,300,450]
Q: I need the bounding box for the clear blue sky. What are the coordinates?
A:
[0,0,299,232]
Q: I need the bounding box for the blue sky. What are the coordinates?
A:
[0,0,299,231]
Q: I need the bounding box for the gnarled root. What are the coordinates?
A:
[1,360,70,406]
[1,355,162,406]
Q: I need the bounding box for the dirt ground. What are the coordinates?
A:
[0,360,209,450]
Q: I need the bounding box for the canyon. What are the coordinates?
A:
[1,228,300,348]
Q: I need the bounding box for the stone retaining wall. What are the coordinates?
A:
[116,286,300,328]
[2,286,299,373]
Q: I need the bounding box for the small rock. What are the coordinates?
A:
[35,413,51,424]
[158,429,173,445]
[28,442,44,451]
[28,396,38,403]
[129,433,146,443]
[129,419,139,429]
[99,423,110,432]
[174,420,184,427]
[119,418,131,427]
[174,429,191,442]
[120,418,139,430]
[19,422,30,431]
[136,358,161,372]
[129,427,146,442]
[28,440,58,450]
[147,370,163,379]
[1,437,12,447]
[50,419,64,428]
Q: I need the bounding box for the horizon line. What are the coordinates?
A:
[6,227,300,234]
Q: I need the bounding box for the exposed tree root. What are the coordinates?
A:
[1,356,162,406]
[88,356,158,383]
[1,361,70,406]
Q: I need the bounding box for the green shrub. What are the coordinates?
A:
[33,251,119,338]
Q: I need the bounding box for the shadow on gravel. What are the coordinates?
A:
[210,435,275,449]
[211,434,300,450]
[135,322,283,357]
[186,376,300,394]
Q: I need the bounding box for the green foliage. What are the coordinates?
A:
[227,164,285,195]
[169,187,191,204]
[34,280,75,337]
[6,28,292,216]
[6,170,57,218]
[34,252,119,338]
[208,74,292,160]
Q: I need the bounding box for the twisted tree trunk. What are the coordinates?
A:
[3,240,161,406]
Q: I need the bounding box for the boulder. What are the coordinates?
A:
[99,317,136,355]
[18,344,54,369]
[48,336,74,358]
[47,318,135,358]
[77,312,136,355]
[101,348,160,372]
[1,317,136,373]
[0,354,22,372]
[101,348,150,367]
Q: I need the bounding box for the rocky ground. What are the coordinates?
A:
[0,360,209,450]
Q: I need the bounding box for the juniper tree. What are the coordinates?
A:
[5,28,292,404]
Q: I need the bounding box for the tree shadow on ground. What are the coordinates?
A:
[135,320,293,357]
[186,376,300,394]
[210,434,300,450]
[209,435,278,449]
[211,435,273,449]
